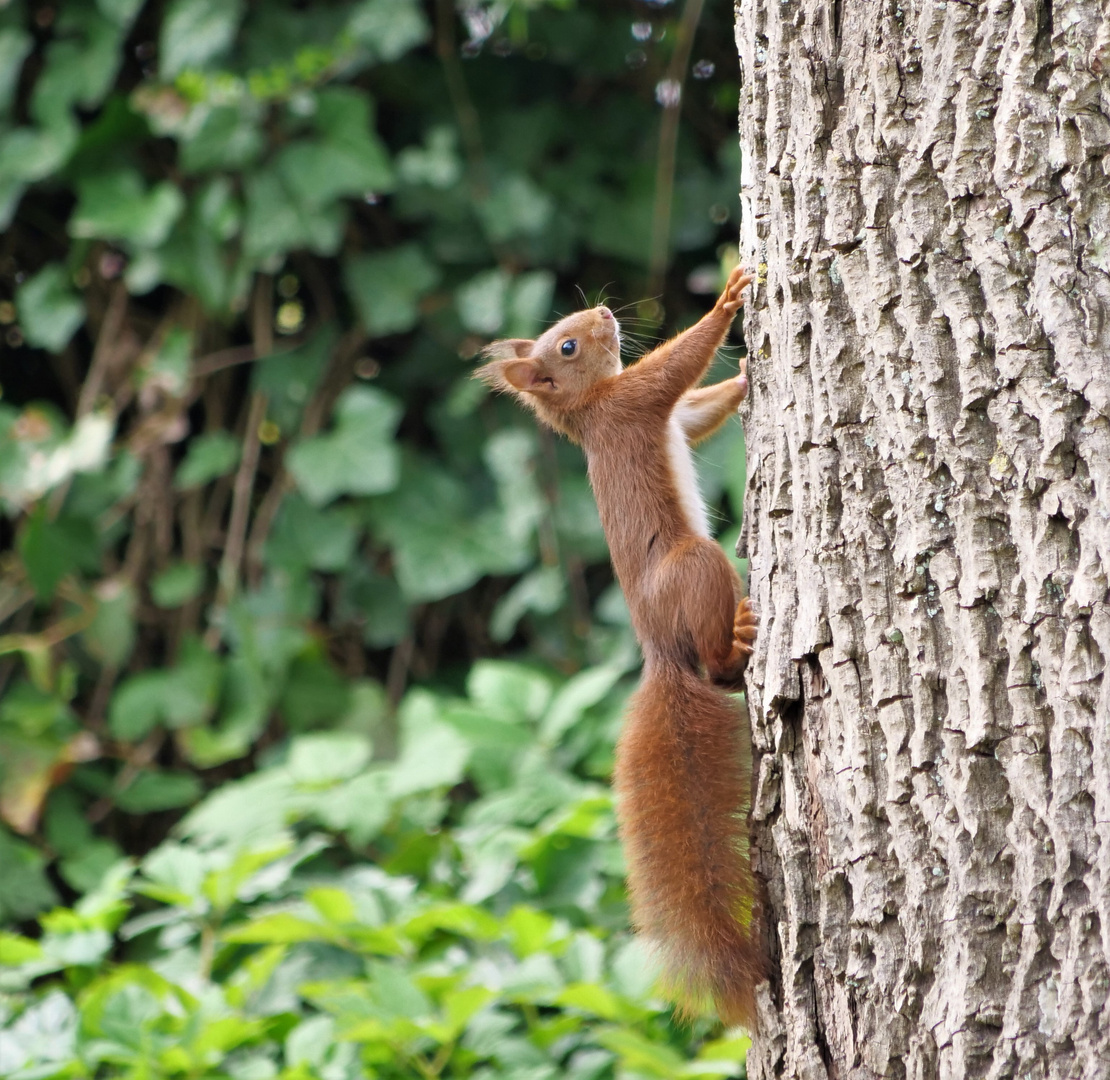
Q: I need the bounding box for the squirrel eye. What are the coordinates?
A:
[560,339,578,357]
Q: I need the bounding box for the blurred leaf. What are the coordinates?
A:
[287,732,372,783]
[458,268,509,335]
[0,828,58,921]
[277,89,394,208]
[477,174,554,244]
[0,990,77,1075]
[0,30,33,116]
[287,386,401,506]
[17,507,100,600]
[223,912,332,944]
[174,430,241,488]
[252,327,334,433]
[70,169,185,247]
[597,1027,688,1077]
[541,661,629,745]
[115,770,204,813]
[0,732,98,836]
[150,562,205,609]
[468,661,553,724]
[83,580,137,667]
[370,453,534,603]
[160,0,244,78]
[178,771,294,848]
[346,0,430,61]
[396,126,461,189]
[179,102,264,173]
[336,564,410,648]
[389,690,469,797]
[243,168,346,260]
[267,494,360,572]
[343,244,440,336]
[0,121,79,198]
[32,5,130,120]
[109,638,222,740]
[16,265,85,352]
[491,565,565,642]
[280,651,352,730]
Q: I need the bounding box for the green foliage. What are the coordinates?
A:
[0,0,750,1073]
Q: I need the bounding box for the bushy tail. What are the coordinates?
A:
[614,661,763,1028]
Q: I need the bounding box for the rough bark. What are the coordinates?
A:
[735,0,1110,1076]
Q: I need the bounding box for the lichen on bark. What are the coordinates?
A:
[735,0,1110,1076]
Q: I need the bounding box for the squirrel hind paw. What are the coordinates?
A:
[733,597,757,650]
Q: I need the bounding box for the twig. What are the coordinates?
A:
[436,0,489,198]
[386,630,416,712]
[648,0,707,297]
[77,283,129,418]
[192,345,257,379]
[205,280,273,647]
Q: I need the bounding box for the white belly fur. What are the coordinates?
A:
[666,412,710,538]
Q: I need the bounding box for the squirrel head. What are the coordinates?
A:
[475,306,621,434]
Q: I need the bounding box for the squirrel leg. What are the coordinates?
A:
[675,359,749,445]
[652,537,748,683]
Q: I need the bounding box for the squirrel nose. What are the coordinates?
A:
[598,307,613,320]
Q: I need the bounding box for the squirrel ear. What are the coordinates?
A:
[502,358,555,392]
[475,357,555,395]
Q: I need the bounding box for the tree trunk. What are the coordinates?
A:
[735,1,1110,1076]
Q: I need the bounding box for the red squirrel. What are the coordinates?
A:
[477,267,763,1027]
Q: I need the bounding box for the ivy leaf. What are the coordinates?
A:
[174,431,241,489]
[276,89,394,208]
[347,0,430,62]
[108,639,222,741]
[150,563,205,609]
[70,169,185,248]
[0,828,58,921]
[115,770,204,813]
[17,508,100,601]
[243,169,346,260]
[16,265,85,352]
[343,244,439,336]
[159,0,244,78]
[287,387,401,506]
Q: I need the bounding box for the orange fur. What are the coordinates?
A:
[617,662,761,1026]
[477,268,764,1027]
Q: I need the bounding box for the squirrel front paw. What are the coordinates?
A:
[717,266,754,317]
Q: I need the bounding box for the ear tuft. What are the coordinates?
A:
[482,337,535,360]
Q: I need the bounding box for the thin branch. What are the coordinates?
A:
[436,0,489,198]
[77,283,129,418]
[192,345,257,379]
[205,280,272,647]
